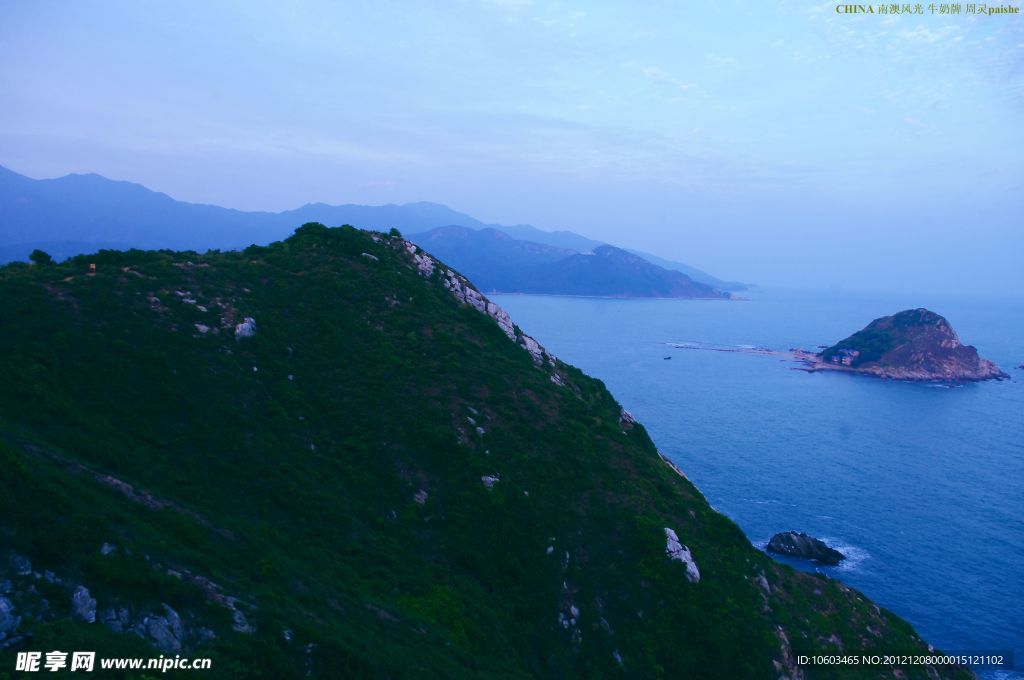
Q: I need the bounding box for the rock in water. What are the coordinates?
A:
[811,308,1007,381]
[766,532,845,566]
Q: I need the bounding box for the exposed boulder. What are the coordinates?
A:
[135,604,184,654]
[485,301,515,339]
[518,334,546,364]
[664,528,700,583]
[767,531,845,566]
[234,316,257,339]
[71,585,97,623]
[403,240,555,367]
[404,242,436,277]
[228,601,254,634]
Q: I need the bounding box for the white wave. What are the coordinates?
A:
[820,537,871,572]
[754,535,871,573]
[739,497,797,507]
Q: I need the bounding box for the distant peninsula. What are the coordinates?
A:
[408,225,731,299]
[797,308,1008,382]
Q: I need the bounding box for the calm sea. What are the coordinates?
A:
[492,289,1024,678]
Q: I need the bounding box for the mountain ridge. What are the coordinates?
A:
[0,225,965,678]
[0,165,744,290]
[406,225,728,299]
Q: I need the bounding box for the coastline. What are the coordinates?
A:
[791,349,1009,382]
[660,343,1009,383]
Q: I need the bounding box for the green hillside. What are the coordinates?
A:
[0,225,968,678]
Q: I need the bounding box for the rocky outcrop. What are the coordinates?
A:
[658,452,688,480]
[664,528,700,583]
[0,547,249,657]
[71,585,97,623]
[137,604,184,654]
[402,240,556,367]
[774,626,805,680]
[806,308,1007,382]
[234,316,257,339]
[766,532,845,566]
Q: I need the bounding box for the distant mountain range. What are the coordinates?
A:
[0,165,746,293]
[409,226,727,298]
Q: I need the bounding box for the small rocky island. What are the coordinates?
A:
[797,308,1008,382]
[767,532,845,566]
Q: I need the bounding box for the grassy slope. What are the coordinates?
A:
[0,226,968,679]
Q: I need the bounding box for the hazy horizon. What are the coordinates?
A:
[2,2,1022,294]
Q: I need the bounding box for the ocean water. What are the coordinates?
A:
[492,289,1024,678]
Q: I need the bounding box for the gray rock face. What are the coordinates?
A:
[405,242,436,277]
[136,604,183,653]
[229,603,254,633]
[403,240,556,367]
[664,528,701,583]
[71,585,97,623]
[767,532,845,566]
[234,316,257,339]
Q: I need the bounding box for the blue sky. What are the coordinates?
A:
[2,1,1022,293]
